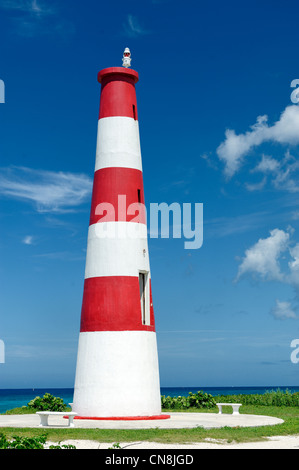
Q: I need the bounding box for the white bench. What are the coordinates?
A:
[216,403,242,415]
[36,411,77,427]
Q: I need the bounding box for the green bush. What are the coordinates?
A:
[161,391,216,410]
[27,393,67,412]
[161,389,299,410]
[214,389,299,407]
[0,433,76,449]
[0,433,47,449]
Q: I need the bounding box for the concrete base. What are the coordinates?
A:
[0,412,283,429]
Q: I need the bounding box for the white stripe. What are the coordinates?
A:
[84,222,151,279]
[95,116,142,172]
[73,330,161,417]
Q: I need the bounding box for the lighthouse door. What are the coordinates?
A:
[139,272,147,325]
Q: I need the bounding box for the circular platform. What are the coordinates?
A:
[0,412,284,429]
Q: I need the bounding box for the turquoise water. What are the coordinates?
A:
[0,386,299,414]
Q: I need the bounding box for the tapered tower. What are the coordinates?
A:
[72,50,166,419]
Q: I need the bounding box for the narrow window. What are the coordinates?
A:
[132,104,136,120]
[137,188,141,203]
[139,273,146,325]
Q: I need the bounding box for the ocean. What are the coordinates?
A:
[1,386,299,414]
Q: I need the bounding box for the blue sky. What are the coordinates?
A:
[1,0,299,389]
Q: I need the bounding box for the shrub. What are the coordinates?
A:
[161,389,299,410]
[161,391,216,410]
[0,433,47,449]
[214,389,299,407]
[0,433,76,449]
[27,393,67,412]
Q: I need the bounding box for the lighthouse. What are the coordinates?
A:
[72,49,164,419]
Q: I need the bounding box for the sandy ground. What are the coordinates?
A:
[45,435,299,449]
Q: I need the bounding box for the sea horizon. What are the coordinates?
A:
[1,385,299,414]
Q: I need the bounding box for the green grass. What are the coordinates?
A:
[1,405,299,445]
[1,390,299,446]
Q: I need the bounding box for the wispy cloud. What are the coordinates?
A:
[252,154,281,174]
[271,300,297,320]
[34,251,86,261]
[22,235,34,245]
[123,14,151,37]
[0,166,92,213]
[247,150,299,193]
[195,303,224,315]
[0,0,74,37]
[205,210,278,239]
[9,342,76,358]
[0,0,54,15]
[245,176,267,192]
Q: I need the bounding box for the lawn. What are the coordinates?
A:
[1,405,299,446]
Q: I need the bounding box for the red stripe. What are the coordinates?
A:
[89,167,146,225]
[80,276,155,332]
[98,68,139,120]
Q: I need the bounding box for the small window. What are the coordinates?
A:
[132,104,136,120]
[137,189,141,203]
[139,271,149,325]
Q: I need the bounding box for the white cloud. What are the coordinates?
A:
[22,235,34,245]
[272,154,299,193]
[246,150,299,193]
[253,154,280,174]
[270,300,297,320]
[235,228,299,320]
[235,228,290,282]
[217,105,299,178]
[0,166,92,213]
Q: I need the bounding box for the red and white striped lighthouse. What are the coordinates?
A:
[72,49,164,419]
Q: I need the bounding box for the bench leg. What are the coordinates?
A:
[68,415,75,427]
[217,405,222,414]
[232,406,240,415]
[39,415,49,427]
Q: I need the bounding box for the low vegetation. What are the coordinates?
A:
[1,390,299,447]
[161,391,216,409]
[161,388,299,409]
[0,433,75,449]
[27,393,68,412]
[214,389,299,407]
